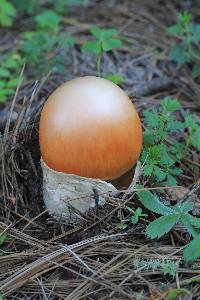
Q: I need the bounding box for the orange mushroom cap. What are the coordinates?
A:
[39,76,142,180]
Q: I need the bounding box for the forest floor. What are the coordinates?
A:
[0,0,200,299]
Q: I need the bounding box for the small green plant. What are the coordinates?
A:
[0,53,22,102]
[167,11,200,77]
[117,206,147,229]
[0,0,16,27]
[183,235,200,262]
[0,2,78,102]
[141,97,183,186]
[127,207,148,225]
[20,10,76,74]
[82,26,123,81]
[35,10,61,33]
[132,257,179,277]
[140,97,200,186]
[137,188,200,262]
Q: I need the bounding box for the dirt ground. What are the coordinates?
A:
[0,0,200,299]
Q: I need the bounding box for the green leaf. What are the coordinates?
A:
[0,88,14,99]
[181,215,199,237]
[130,207,147,224]
[0,68,11,78]
[164,174,177,186]
[170,142,185,160]
[154,166,167,182]
[0,81,5,88]
[187,214,200,229]
[162,260,178,277]
[104,74,124,85]
[82,40,102,54]
[176,202,194,213]
[6,78,18,88]
[131,215,139,224]
[185,114,198,130]
[90,26,103,39]
[183,235,200,262]
[168,120,185,132]
[169,44,188,64]
[167,288,189,300]
[179,11,192,25]
[35,10,61,33]
[162,97,181,112]
[0,0,16,27]
[143,110,160,128]
[58,34,76,49]
[170,167,182,176]
[0,95,6,103]
[2,57,20,69]
[103,28,118,39]
[137,189,174,215]
[149,144,164,159]
[0,233,6,246]
[143,131,155,145]
[146,214,179,238]
[160,148,175,166]
[167,24,182,36]
[143,164,154,177]
[102,38,122,51]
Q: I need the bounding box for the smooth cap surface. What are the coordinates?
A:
[39,76,142,180]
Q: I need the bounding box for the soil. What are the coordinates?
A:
[0,0,200,299]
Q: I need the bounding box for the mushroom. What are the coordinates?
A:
[39,76,142,223]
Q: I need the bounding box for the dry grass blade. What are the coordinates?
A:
[0,233,126,297]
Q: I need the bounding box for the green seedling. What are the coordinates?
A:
[140,97,184,185]
[117,206,148,230]
[0,0,16,27]
[137,188,200,262]
[0,53,22,103]
[140,97,200,185]
[127,207,148,225]
[167,11,200,77]
[0,0,76,102]
[20,10,76,74]
[35,10,61,34]
[117,206,147,230]
[82,26,123,81]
